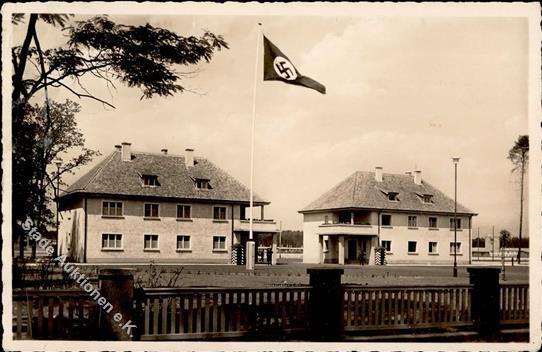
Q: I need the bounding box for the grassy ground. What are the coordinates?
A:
[87,261,529,288]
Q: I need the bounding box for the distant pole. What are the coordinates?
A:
[492,226,495,261]
[477,228,480,261]
[246,23,262,271]
[452,157,460,277]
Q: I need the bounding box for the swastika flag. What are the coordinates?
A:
[263,36,326,94]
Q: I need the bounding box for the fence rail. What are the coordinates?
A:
[342,285,473,331]
[500,284,529,324]
[13,289,99,340]
[136,286,311,340]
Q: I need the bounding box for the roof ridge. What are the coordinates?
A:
[203,158,264,201]
[351,171,360,206]
[77,151,117,191]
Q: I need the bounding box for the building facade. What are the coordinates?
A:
[58,143,278,263]
[300,167,476,265]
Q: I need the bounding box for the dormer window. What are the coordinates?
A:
[387,192,399,201]
[195,178,212,190]
[417,193,433,204]
[142,174,159,187]
[379,188,399,201]
[422,194,433,203]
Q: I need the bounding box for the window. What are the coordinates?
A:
[449,218,462,229]
[177,205,191,219]
[213,206,227,220]
[422,194,433,203]
[177,235,191,250]
[388,192,399,201]
[102,201,123,216]
[142,174,159,187]
[408,216,417,227]
[144,234,159,250]
[144,203,159,218]
[472,238,486,247]
[381,214,392,226]
[408,241,417,253]
[324,215,329,224]
[428,242,438,254]
[450,242,462,254]
[102,234,122,250]
[382,240,392,252]
[429,217,438,228]
[195,178,212,189]
[213,236,226,251]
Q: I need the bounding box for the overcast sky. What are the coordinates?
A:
[13,12,530,234]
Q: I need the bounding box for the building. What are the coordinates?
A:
[300,167,477,264]
[58,143,278,263]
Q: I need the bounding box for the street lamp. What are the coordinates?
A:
[452,157,460,277]
[55,160,62,257]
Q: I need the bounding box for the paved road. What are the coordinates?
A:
[90,261,528,288]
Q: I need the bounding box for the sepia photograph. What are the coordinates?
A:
[2,2,541,351]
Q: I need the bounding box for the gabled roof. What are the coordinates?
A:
[300,171,475,215]
[61,150,269,204]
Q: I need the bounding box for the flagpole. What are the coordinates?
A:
[247,23,262,271]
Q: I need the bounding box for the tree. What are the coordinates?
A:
[12,14,228,257]
[499,229,511,249]
[508,135,529,263]
[13,99,100,258]
[12,14,228,109]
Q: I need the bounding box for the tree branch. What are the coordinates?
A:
[54,80,116,108]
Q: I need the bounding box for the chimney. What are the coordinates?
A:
[375,166,383,182]
[114,144,122,152]
[413,170,422,185]
[161,148,168,155]
[121,142,131,162]
[185,148,194,167]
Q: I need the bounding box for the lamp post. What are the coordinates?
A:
[55,160,62,257]
[452,157,460,277]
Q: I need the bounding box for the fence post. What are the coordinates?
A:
[467,267,501,337]
[99,268,135,340]
[307,268,344,340]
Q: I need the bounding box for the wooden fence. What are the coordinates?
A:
[12,289,99,339]
[343,285,472,331]
[500,284,529,324]
[12,281,529,340]
[136,286,311,340]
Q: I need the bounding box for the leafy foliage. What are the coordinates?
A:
[12,100,100,257]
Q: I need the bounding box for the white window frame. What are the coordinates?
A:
[213,206,227,221]
[428,241,439,254]
[212,235,227,251]
[142,174,159,187]
[407,241,418,254]
[101,233,123,250]
[428,216,438,229]
[144,234,159,251]
[176,235,191,251]
[381,214,392,227]
[408,215,418,228]
[450,217,462,230]
[195,178,212,190]
[176,204,192,220]
[102,201,124,217]
[449,241,462,254]
[382,240,392,253]
[144,203,160,218]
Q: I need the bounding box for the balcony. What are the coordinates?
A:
[234,219,279,233]
[318,223,378,236]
